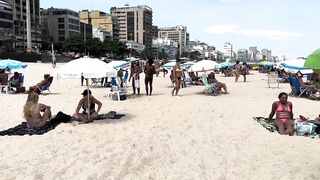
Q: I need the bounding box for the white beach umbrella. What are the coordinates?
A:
[188,60,220,72]
[281,59,307,70]
[55,57,117,79]
[163,62,177,71]
[55,57,117,121]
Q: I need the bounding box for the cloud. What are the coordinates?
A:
[205,25,304,40]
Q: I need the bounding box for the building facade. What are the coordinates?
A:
[223,42,233,59]
[79,10,119,41]
[8,0,41,49]
[158,25,187,56]
[249,46,258,61]
[110,5,153,46]
[80,22,92,37]
[151,25,158,39]
[261,48,272,61]
[92,27,112,42]
[0,0,13,39]
[41,7,80,43]
[237,49,249,62]
[152,38,177,59]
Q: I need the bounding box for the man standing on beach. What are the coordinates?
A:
[129,61,142,95]
[144,58,156,95]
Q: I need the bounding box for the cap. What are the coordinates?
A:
[81,89,92,96]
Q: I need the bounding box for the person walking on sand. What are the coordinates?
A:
[241,62,249,82]
[171,59,182,96]
[129,61,142,95]
[234,61,241,82]
[144,58,156,95]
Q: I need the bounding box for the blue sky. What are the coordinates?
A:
[41,0,320,59]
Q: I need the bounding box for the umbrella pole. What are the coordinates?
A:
[87,84,90,121]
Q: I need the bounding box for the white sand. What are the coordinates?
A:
[0,63,319,179]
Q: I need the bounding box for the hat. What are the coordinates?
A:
[82,89,92,96]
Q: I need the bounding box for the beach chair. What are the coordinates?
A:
[0,73,9,94]
[267,72,279,88]
[37,76,53,94]
[288,74,311,98]
[201,74,216,95]
[90,78,102,87]
[105,86,127,101]
[18,73,24,87]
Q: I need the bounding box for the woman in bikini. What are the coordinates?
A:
[144,58,156,95]
[23,93,52,128]
[268,92,294,136]
[73,89,102,122]
[171,59,182,96]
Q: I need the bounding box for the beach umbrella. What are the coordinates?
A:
[258,61,273,67]
[281,59,308,70]
[305,49,320,73]
[219,62,231,68]
[0,59,28,69]
[107,60,130,70]
[55,57,117,121]
[55,57,117,79]
[188,60,220,72]
[181,61,195,70]
[163,62,177,71]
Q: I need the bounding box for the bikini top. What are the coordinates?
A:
[276,103,291,113]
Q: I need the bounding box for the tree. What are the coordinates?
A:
[140,47,154,59]
[158,49,168,60]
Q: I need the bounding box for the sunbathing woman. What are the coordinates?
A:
[207,72,229,94]
[27,74,52,94]
[171,59,182,96]
[73,89,102,123]
[268,92,294,136]
[23,93,52,128]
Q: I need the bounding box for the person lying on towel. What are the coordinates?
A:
[268,92,294,136]
[73,89,102,123]
[23,93,52,128]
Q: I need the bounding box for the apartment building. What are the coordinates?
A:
[79,10,119,41]
[237,49,249,62]
[223,42,233,59]
[158,25,187,55]
[261,48,272,61]
[110,5,153,46]
[0,0,13,38]
[41,7,80,43]
[7,0,41,49]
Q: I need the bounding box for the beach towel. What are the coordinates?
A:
[0,111,71,136]
[253,117,277,132]
[96,111,125,120]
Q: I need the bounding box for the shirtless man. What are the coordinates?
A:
[171,59,182,96]
[129,62,142,95]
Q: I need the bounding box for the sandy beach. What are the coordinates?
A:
[0,63,319,179]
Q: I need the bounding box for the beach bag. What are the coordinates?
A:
[295,121,316,136]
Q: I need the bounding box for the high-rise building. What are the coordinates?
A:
[249,46,258,61]
[41,7,80,43]
[151,25,158,39]
[158,25,187,56]
[9,0,41,49]
[110,5,153,46]
[223,42,233,59]
[0,0,13,39]
[79,10,119,41]
[237,49,249,62]
[261,48,272,61]
[80,22,92,37]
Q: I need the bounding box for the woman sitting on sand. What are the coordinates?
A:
[207,72,228,94]
[73,89,102,123]
[268,92,294,136]
[23,93,52,128]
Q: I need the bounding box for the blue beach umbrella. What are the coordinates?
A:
[108,61,130,70]
[0,59,28,69]
[281,59,308,70]
[219,62,231,68]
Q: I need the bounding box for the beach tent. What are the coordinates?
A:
[108,61,130,70]
[188,60,220,72]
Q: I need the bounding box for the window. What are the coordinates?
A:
[58,18,64,23]
[58,24,65,29]
[59,37,65,41]
[58,30,65,35]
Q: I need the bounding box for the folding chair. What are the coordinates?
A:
[0,73,9,94]
[37,76,53,94]
[267,72,279,88]
[288,74,311,98]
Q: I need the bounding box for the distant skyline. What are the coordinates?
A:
[41,0,320,59]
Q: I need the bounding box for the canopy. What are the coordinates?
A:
[188,60,220,72]
[55,57,117,79]
[305,49,320,73]
[107,61,130,70]
[0,59,28,69]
